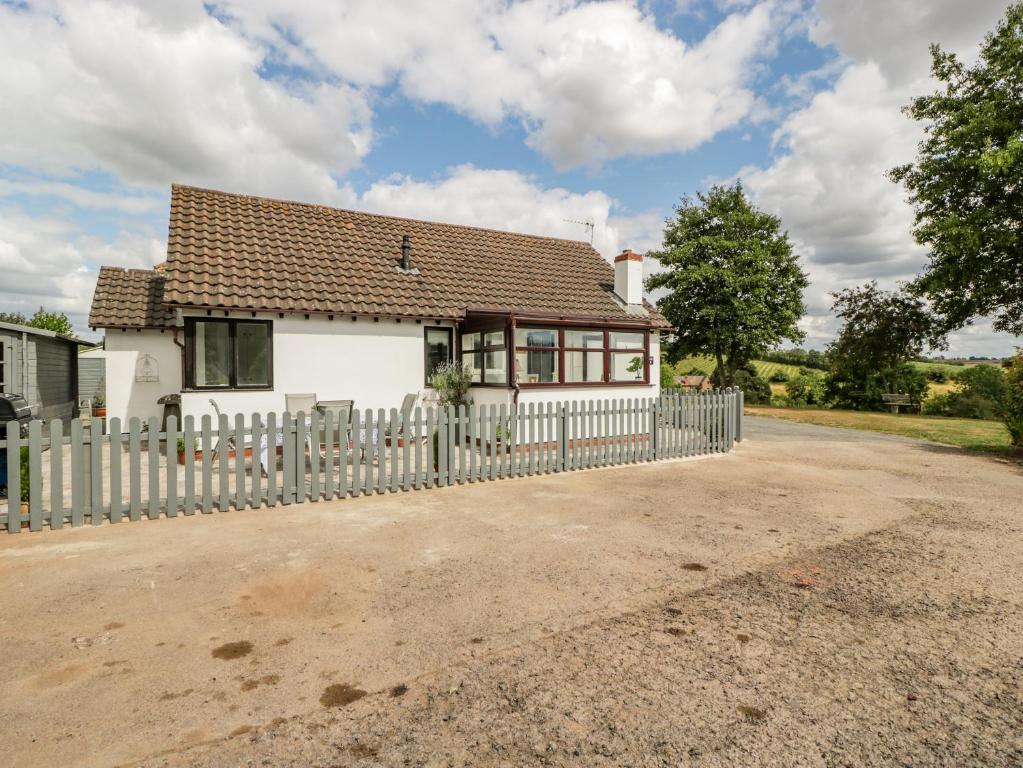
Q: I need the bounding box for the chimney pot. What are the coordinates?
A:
[614,249,643,305]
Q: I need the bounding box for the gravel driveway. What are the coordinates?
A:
[2,416,1021,767]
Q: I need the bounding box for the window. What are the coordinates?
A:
[461,329,507,384]
[186,319,272,390]
[513,326,649,386]
[514,328,558,384]
[424,327,453,385]
[609,331,645,382]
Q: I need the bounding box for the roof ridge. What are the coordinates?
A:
[170,184,598,250]
[98,266,164,276]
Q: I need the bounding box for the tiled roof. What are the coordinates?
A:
[89,267,176,329]
[159,185,669,327]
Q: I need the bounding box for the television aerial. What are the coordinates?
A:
[563,217,595,245]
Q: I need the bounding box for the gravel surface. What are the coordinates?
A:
[3,416,1021,767]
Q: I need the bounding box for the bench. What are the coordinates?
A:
[881,393,917,414]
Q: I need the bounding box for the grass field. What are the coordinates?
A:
[674,356,813,381]
[746,406,1013,454]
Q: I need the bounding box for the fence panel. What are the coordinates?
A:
[2,389,742,533]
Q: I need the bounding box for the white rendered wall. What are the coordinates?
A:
[103,330,182,424]
[105,318,659,423]
[178,314,455,422]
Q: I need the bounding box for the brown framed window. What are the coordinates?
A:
[461,330,507,384]
[514,326,649,387]
[608,331,646,382]
[424,326,453,385]
[185,318,273,390]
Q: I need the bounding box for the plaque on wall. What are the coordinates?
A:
[135,353,159,382]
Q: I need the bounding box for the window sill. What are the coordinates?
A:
[517,381,650,388]
[181,386,274,393]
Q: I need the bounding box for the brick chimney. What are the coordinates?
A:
[614,249,643,306]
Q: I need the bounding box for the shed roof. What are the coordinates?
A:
[0,319,94,346]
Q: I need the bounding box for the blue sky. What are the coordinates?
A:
[0,0,1016,355]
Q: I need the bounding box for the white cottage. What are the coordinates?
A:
[89,185,670,424]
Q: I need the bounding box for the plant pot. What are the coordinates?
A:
[93,407,106,418]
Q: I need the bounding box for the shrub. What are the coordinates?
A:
[1003,353,1023,449]
[659,359,677,389]
[768,370,790,383]
[922,364,1008,420]
[926,369,948,383]
[729,362,772,405]
[430,361,473,408]
[785,373,826,407]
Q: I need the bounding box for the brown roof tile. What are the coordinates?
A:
[160,185,669,327]
[89,267,175,329]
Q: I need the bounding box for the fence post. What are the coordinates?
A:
[28,420,42,531]
[736,389,744,443]
[5,422,20,533]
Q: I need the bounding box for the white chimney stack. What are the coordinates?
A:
[614,249,643,306]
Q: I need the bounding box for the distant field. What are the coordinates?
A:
[746,406,1012,455]
[672,357,969,401]
[673,356,812,381]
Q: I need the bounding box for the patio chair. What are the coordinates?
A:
[285,393,317,416]
[386,392,420,442]
[314,399,354,458]
[208,398,236,461]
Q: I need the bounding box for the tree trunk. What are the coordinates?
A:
[714,349,729,387]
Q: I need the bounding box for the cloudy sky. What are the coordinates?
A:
[0,0,1016,355]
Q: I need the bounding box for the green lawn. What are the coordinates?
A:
[746,406,1013,455]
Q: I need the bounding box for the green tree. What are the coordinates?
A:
[26,307,74,337]
[890,4,1023,333]
[825,282,946,410]
[647,183,808,387]
[0,307,73,336]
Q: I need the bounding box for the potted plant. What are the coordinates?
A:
[430,361,473,449]
[430,361,473,411]
[91,395,106,418]
[176,436,199,465]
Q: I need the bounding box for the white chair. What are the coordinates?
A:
[208,398,236,461]
[285,393,317,416]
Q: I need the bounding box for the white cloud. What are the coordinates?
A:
[0,208,164,337]
[212,0,778,168]
[741,0,1018,357]
[0,0,372,203]
[359,165,658,261]
[810,0,1011,86]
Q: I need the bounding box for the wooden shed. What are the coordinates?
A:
[0,320,92,423]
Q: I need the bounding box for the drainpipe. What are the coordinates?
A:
[509,315,519,409]
[172,326,186,390]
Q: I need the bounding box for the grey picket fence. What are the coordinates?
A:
[0,389,743,533]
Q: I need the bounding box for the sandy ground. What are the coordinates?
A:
[1,416,1021,767]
